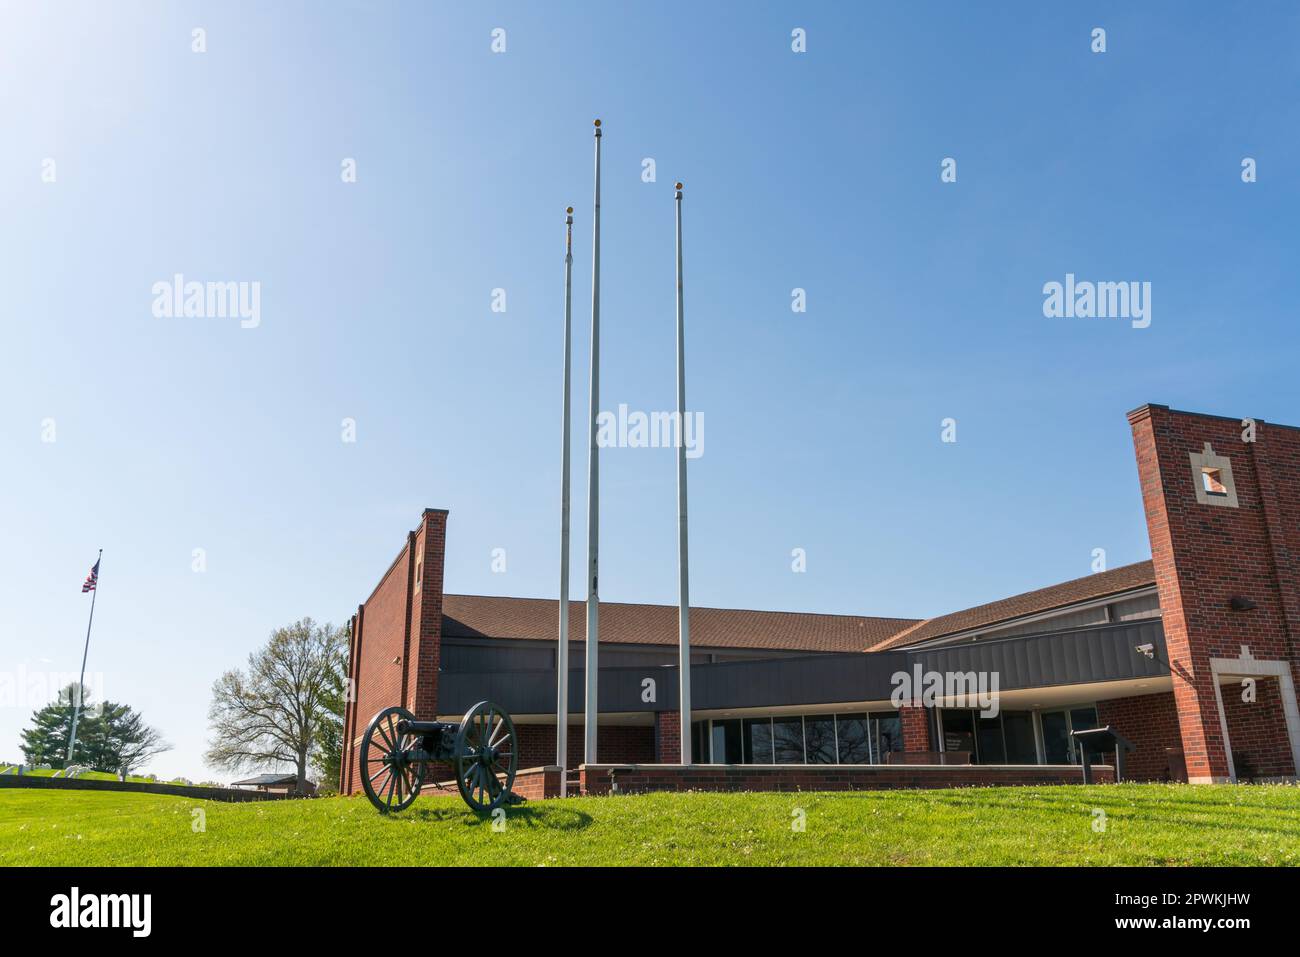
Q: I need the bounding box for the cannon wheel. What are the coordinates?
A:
[360,706,424,813]
[454,701,517,813]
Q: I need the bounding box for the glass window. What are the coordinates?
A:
[1040,710,1071,763]
[709,719,742,764]
[805,717,836,764]
[1070,707,1105,757]
[872,712,903,762]
[743,718,773,764]
[940,710,976,756]
[1002,711,1038,764]
[690,721,709,763]
[836,713,870,764]
[976,713,1006,764]
[773,717,804,764]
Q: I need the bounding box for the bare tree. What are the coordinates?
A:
[205,618,347,794]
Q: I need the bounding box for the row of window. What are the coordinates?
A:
[690,712,904,765]
[687,705,1102,766]
[938,706,1100,764]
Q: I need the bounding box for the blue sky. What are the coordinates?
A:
[2,2,1297,781]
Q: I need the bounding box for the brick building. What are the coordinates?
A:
[340,405,1300,794]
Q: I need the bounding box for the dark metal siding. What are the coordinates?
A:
[437,619,1169,716]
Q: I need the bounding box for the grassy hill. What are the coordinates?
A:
[1,784,1298,866]
[12,769,170,784]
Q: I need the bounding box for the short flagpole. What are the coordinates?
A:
[674,183,692,765]
[557,206,575,795]
[67,548,102,764]
[584,119,602,766]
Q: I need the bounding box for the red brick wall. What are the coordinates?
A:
[514,722,655,770]
[1221,676,1296,779]
[408,510,448,721]
[341,510,449,795]
[1096,691,1181,782]
[1129,405,1300,781]
[343,537,413,794]
[510,766,561,801]
[654,711,681,762]
[901,705,931,752]
[579,762,1111,796]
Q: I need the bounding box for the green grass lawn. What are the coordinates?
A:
[2,784,1298,866]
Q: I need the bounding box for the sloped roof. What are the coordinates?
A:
[230,773,298,786]
[869,560,1156,651]
[442,594,920,654]
[438,561,1156,656]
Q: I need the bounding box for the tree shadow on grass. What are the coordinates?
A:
[407,805,592,832]
[910,790,1300,840]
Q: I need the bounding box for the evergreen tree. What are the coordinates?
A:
[18,684,80,768]
[18,684,170,773]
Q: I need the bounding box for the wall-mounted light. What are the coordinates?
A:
[1230,596,1257,611]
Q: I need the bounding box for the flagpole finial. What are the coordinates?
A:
[593,118,602,136]
[675,182,683,199]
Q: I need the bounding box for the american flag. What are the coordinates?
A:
[82,559,99,593]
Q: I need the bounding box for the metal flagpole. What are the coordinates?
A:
[674,183,692,765]
[557,206,574,795]
[584,119,602,765]
[68,548,102,763]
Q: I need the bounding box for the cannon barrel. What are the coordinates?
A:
[397,718,457,736]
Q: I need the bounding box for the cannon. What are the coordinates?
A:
[359,700,518,814]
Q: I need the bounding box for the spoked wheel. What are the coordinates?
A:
[360,706,424,813]
[454,700,517,813]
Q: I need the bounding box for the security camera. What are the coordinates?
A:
[1135,643,1154,660]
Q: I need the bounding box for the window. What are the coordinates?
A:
[940,710,976,756]
[773,718,804,764]
[1189,442,1239,508]
[744,718,773,763]
[872,712,903,761]
[804,717,836,764]
[836,714,870,764]
[976,713,1006,764]
[711,719,743,764]
[1040,710,1072,763]
[1002,711,1038,764]
[690,721,709,763]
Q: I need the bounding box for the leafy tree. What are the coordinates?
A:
[311,620,350,795]
[205,618,347,794]
[19,684,170,774]
[81,701,172,776]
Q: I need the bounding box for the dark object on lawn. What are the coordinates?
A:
[360,700,517,814]
[1071,725,1134,783]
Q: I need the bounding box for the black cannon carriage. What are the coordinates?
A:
[360,700,518,813]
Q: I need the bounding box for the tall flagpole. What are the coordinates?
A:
[674,183,692,765]
[557,205,574,794]
[584,119,602,765]
[68,548,102,763]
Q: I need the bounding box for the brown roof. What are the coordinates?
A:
[439,560,1155,656]
[869,560,1156,651]
[441,594,920,654]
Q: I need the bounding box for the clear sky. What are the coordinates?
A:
[2,1,1297,782]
